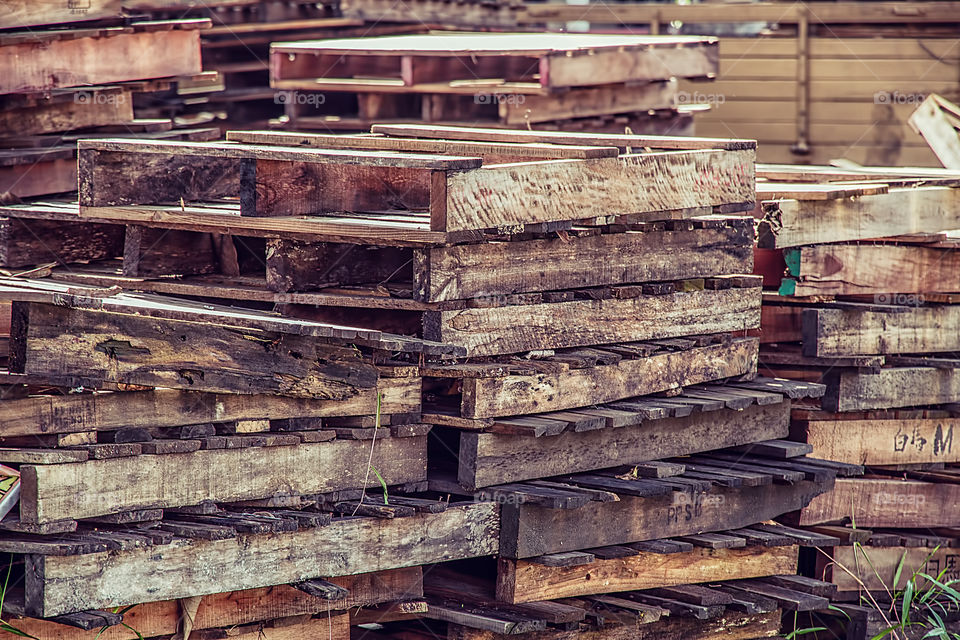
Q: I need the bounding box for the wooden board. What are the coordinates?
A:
[501,475,832,558]
[0,1,254,29]
[757,187,960,249]
[794,416,959,466]
[909,94,960,170]
[0,23,203,95]
[780,244,960,297]
[799,477,960,528]
[0,379,418,438]
[457,399,789,489]
[12,302,382,398]
[824,546,960,592]
[416,220,753,303]
[0,87,134,137]
[20,434,426,524]
[26,502,498,617]
[424,287,761,357]
[7,567,420,640]
[458,337,758,419]
[803,306,960,357]
[439,149,755,232]
[822,367,960,413]
[497,544,798,603]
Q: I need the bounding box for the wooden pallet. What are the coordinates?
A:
[6,497,495,617]
[444,378,825,489]
[0,20,206,95]
[5,566,418,640]
[77,126,755,235]
[453,448,858,559]
[496,532,802,604]
[269,33,718,95]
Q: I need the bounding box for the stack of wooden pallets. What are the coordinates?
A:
[0,125,864,639]
[753,163,960,638]
[268,33,718,134]
[0,17,221,201]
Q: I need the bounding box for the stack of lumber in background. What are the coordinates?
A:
[752,162,960,638]
[140,0,430,129]
[0,123,861,639]
[507,1,960,167]
[0,16,220,202]
[268,33,717,134]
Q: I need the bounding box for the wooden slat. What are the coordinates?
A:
[800,477,960,528]
[803,306,960,357]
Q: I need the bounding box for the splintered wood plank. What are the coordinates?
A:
[496,544,797,603]
[0,379,418,438]
[781,243,960,297]
[757,187,960,249]
[803,306,960,357]
[0,217,123,268]
[0,87,134,138]
[18,436,426,524]
[441,149,754,232]
[826,546,960,592]
[823,367,960,413]
[799,477,960,528]
[459,338,757,419]
[500,476,832,558]
[7,567,421,640]
[458,401,789,489]
[12,302,381,398]
[794,416,959,466]
[417,222,753,302]
[425,287,761,357]
[0,26,202,94]
[26,503,498,617]
[908,94,960,170]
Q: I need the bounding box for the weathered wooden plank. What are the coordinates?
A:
[441,149,754,232]
[780,244,960,297]
[13,302,380,398]
[0,25,203,95]
[501,475,832,558]
[0,379,418,439]
[266,240,411,293]
[0,87,134,137]
[794,416,959,466]
[416,222,753,302]
[758,187,960,249]
[909,95,960,170]
[425,287,761,357]
[458,338,756,419]
[824,546,960,592]
[19,435,426,524]
[822,367,960,413]
[803,306,960,357]
[799,477,960,527]
[457,400,789,489]
[7,567,421,640]
[26,502,498,617]
[496,544,797,603]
